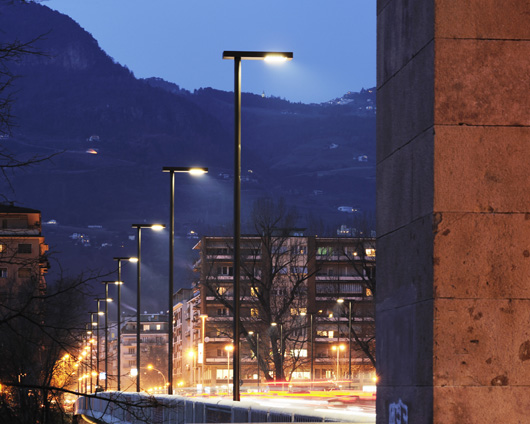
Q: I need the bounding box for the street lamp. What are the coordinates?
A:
[147,364,167,388]
[248,331,260,392]
[271,322,283,386]
[223,50,292,401]
[88,312,97,392]
[225,344,234,392]
[131,223,166,392]
[300,312,314,388]
[113,256,137,391]
[199,314,208,388]
[101,281,116,391]
[332,344,345,381]
[162,166,208,394]
[187,350,196,386]
[337,298,353,387]
[95,298,110,389]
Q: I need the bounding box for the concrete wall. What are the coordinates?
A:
[376,1,530,423]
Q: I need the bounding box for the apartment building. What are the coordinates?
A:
[0,204,49,296]
[177,233,375,390]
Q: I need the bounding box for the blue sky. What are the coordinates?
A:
[46,0,376,104]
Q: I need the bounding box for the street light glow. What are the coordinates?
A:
[188,168,208,176]
[264,54,290,63]
[150,224,165,231]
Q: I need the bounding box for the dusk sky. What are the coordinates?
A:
[46,0,376,104]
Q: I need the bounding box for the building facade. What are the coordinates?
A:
[0,204,49,296]
[174,234,375,391]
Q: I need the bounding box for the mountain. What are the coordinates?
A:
[0,1,375,300]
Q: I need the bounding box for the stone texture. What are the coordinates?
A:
[377,41,434,160]
[435,0,530,40]
[377,216,434,310]
[434,126,530,213]
[435,39,530,126]
[434,299,530,387]
[377,0,434,84]
[433,213,530,299]
[433,386,530,424]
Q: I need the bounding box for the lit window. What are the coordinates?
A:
[143,324,150,331]
[366,288,373,297]
[217,286,227,295]
[365,248,376,257]
[156,324,161,330]
[250,308,259,317]
[316,330,328,337]
[250,287,259,297]
[0,243,5,253]
[290,307,307,316]
[290,349,307,357]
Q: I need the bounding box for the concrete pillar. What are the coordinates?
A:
[376,1,530,422]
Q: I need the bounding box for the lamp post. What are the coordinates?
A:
[223,50,292,401]
[147,364,167,389]
[271,322,283,387]
[101,281,115,391]
[88,312,97,392]
[95,298,108,389]
[113,257,137,391]
[332,344,345,381]
[248,331,260,392]
[337,298,352,387]
[225,344,234,393]
[199,314,208,388]
[131,223,165,392]
[301,312,314,388]
[162,166,208,394]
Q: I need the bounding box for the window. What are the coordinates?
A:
[156,324,161,330]
[290,266,308,275]
[365,248,376,257]
[216,369,230,379]
[250,308,259,317]
[316,330,328,337]
[290,307,307,316]
[317,247,331,256]
[290,349,308,357]
[217,308,228,316]
[217,266,233,276]
[250,287,259,297]
[0,243,5,253]
[291,245,307,255]
[128,347,135,354]
[143,324,150,331]
[17,244,32,254]
[217,286,227,295]
[0,268,6,278]
[366,288,373,297]
[18,268,32,279]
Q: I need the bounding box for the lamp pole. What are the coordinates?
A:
[223,50,292,401]
[88,312,97,392]
[249,331,259,392]
[113,257,137,391]
[162,166,208,394]
[131,223,165,392]
[338,298,353,388]
[225,344,234,392]
[101,282,115,391]
[271,322,283,388]
[200,314,208,388]
[95,298,107,389]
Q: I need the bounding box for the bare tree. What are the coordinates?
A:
[198,198,317,383]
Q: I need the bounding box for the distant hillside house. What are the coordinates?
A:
[357,155,368,162]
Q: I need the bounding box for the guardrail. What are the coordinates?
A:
[75,392,374,424]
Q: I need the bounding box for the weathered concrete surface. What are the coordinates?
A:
[376,0,530,422]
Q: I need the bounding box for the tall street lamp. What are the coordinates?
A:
[271,322,283,386]
[94,298,109,389]
[337,298,352,387]
[223,50,292,401]
[332,344,345,381]
[162,166,208,394]
[101,281,115,391]
[113,257,137,391]
[131,223,166,392]
[248,331,260,392]
[187,350,196,386]
[225,344,234,392]
[199,314,208,388]
[88,312,97,392]
[301,312,314,388]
